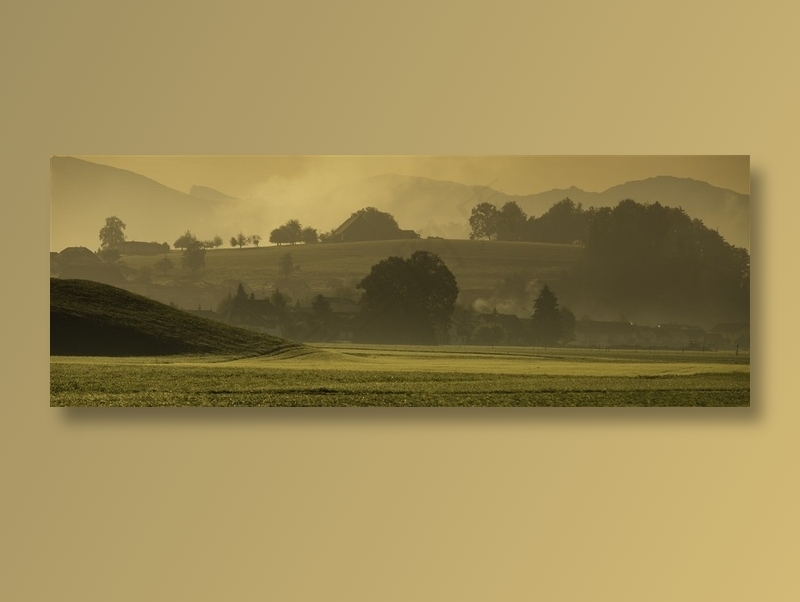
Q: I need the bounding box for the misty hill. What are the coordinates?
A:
[316,173,750,250]
[50,278,302,356]
[190,184,238,202]
[524,176,750,250]
[316,174,511,240]
[50,157,243,253]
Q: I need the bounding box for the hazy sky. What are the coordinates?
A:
[79,155,750,199]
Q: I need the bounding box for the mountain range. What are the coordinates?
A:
[50,157,750,252]
[316,173,750,249]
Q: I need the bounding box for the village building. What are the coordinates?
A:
[327,212,419,243]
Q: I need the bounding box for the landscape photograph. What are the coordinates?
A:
[50,155,751,407]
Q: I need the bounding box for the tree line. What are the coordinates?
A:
[468,197,749,326]
[216,249,573,346]
[469,198,589,243]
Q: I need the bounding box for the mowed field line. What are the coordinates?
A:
[50,345,749,378]
[234,345,749,377]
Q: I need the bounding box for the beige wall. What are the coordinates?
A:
[4,1,798,600]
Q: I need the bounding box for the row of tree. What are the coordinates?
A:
[469,198,589,243]
[468,197,750,326]
[270,220,319,245]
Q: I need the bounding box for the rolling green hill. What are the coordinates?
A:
[119,238,583,294]
[50,278,302,356]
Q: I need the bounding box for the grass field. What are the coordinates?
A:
[51,345,750,407]
[119,238,582,292]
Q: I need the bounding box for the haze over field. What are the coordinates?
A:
[51,156,750,252]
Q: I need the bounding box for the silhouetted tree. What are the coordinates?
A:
[469,202,499,240]
[496,202,527,241]
[269,227,287,245]
[302,227,319,244]
[356,251,459,344]
[270,220,306,245]
[99,216,126,262]
[531,284,562,346]
[99,216,126,249]
[525,198,587,243]
[174,230,198,250]
[231,232,248,248]
[284,220,302,244]
[251,234,262,247]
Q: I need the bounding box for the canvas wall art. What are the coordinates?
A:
[50,155,750,406]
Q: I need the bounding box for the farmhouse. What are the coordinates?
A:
[328,212,419,243]
[55,246,125,285]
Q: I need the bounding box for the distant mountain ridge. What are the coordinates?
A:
[50,157,243,252]
[190,184,238,202]
[51,157,750,252]
[317,173,750,249]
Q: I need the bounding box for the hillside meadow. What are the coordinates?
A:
[51,344,750,407]
[119,238,582,293]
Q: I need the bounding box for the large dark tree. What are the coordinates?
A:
[496,202,527,241]
[301,226,319,244]
[531,284,562,346]
[98,216,126,262]
[284,220,302,244]
[525,198,588,244]
[469,202,499,240]
[356,251,459,344]
[99,216,126,249]
[270,220,305,245]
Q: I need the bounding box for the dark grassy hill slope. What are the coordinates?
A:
[51,278,301,356]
